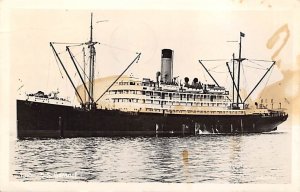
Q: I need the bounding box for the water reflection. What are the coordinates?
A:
[229,136,244,183]
[12,132,291,183]
[74,138,98,181]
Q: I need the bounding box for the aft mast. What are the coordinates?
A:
[235,32,245,109]
[200,32,275,110]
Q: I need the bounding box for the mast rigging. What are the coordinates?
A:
[243,61,276,103]
[199,32,275,109]
[235,32,245,108]
[95,53,142,103]
[232,53,235,103]
[66,46,93,105]
[226,62,242,104]
[49,13,141,110]
[50,42,84,104]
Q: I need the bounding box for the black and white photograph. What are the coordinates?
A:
[0,0,300,191]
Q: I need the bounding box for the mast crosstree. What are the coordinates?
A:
[49,13,141,111]
[199,32,275,110]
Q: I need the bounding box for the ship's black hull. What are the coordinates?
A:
[16,100,288,139]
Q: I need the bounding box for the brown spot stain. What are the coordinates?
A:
[182,149,190,182]
[182,149,189,165]
[258,69,300,125]
[266,24,290,68]
[258,57,300,126]
[257,24,300,125]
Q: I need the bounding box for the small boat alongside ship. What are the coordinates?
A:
[16,14,288,138]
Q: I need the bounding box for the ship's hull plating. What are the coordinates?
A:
[16,100,288,138]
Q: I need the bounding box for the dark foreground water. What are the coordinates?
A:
[11,131,291,183]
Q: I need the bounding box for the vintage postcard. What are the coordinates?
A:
[0,0,299,191]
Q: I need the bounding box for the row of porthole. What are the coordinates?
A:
[117,82,141,86]
[109,89,225,100]
[145,108,244,115]
[144,100,227,107]
[34,99,64,104]
[112,98,227,105]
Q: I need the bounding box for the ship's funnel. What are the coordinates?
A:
[161,49,173,83]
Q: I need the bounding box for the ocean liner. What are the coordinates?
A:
[16,14,288,138]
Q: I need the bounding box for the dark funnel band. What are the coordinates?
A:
[162,49,173,58]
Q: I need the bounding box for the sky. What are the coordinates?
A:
[9,9,295,102]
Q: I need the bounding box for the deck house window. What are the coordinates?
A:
[210,95,216,102]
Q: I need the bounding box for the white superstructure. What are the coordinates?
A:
[21,91,72,106]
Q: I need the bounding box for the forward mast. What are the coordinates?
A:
[49,13,141,111]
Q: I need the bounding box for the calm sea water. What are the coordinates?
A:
[11,129,291,183]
